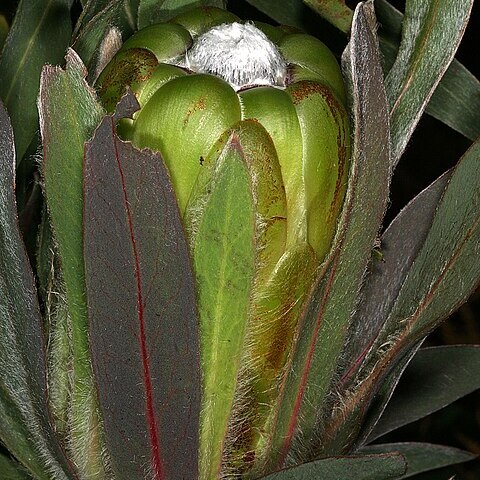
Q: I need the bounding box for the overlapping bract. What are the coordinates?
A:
[96,8,351,477]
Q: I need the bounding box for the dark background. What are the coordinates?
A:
[1,0,479,478]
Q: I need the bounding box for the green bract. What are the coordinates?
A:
[96,7,350,478]
[97,7,350,261]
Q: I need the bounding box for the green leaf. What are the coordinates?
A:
[0,101,75,480]
[72,0,135,80]
[0,453,32,480]
[303,0,353,33]
[0,0,73,163]
[361,443,476,479]
[369,346,480,441]
[245,0,312,31]
[185,120,287,479]
[256,2,391,472]
[137,0,226,28]
[84,110,200,480]
[258,0,479,144]
[375,0,480,142]
[38,49,108,478]
[428,59,480,142]
[76,0,137,28]
[385,0,474,165]
[330,170,451,449]
[258,454,406,480]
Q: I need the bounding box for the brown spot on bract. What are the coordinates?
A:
[183,96,207,126]
[97,48,158,111]
[290,80,342,114]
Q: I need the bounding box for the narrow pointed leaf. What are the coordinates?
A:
[0,0,73,162]
[341,171,450,383]
[361,443,476,479]
[84,114,200,480]
[38,49,107,477]
[0,101,75,480]
[369,346,480,441]
[137,0,226,28]
[375,0,480,142]
[76,0,138,29]
[324,138,480,453]
[370,138,480,360]
[259,454,406,480]
[427,60,480,142]
[386,0,474,165]
[258,2,391,471]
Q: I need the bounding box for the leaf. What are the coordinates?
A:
[245,0,313,32]
[374,138,480,356]
[137,0,226,28]
[375,0,480,142]
[258,454,406,480]
[256,2,391,472]
[340,170,451,385]
[303,0,353,33]
[356,344,424,450]
[38,49,107,477]
[369,346,480,441]
[385,0,474,165]
[428,59,480,142]
[253,0,480,144]
[185,120,287,479]
[0,100,75,480]
[75,0,137,28]
[323,138,480,453]
[84,113,200,480]
[0,453,32,480]
[361,443,476,479]
[0,0,73,163]
[72,0,135,79]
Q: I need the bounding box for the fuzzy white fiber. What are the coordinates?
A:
[184,22,287,90]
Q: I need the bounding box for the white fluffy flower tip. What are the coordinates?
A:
[185,22,287,90]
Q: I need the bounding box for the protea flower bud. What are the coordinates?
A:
[96,7,350,477]
[97,7,349,259]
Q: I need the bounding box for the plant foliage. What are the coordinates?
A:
[0,0,478,479]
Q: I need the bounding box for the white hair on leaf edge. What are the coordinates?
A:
[183,22,288,91]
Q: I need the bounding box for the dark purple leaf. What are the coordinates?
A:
[112,89,140,122]
[368,346,480,441]
[360,442,476,478]
[84,115,200,480]
[340,171,451,385]
[323,138,480,453]
[258,453,406,480]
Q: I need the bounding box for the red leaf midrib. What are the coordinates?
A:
[110,119,164,479]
